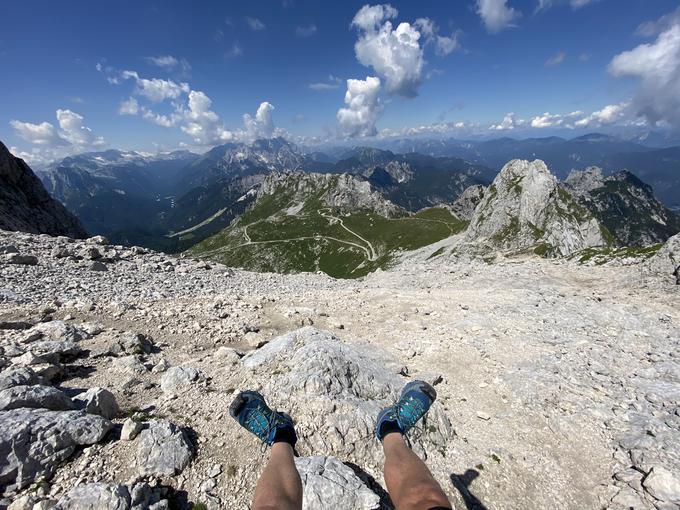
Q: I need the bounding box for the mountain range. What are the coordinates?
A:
[1,132,678,278]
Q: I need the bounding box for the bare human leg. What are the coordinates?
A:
[251,442,303,510]
[382,432,451,510]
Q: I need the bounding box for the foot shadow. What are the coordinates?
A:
[343,461,394,510]
[450,469,488,510]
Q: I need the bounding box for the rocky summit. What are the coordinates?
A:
[0,227,679,509]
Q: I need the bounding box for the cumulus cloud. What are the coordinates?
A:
[476,0,521,34]
[379,121,469,138]
[9,109,106,164]
[295,24,317,37]
[490,112,525,130]
[309,75,342,91]
[180,90,235,144]
[119,70,190,102]
[574,103,632,128]
[243,102,276,139]
[245,17,266,31]
[530,110,583,128]
[10,120,65,146]
[351,4,425,97]
[337,76,383,137]
[545,51,566,66]
[608,16,680,130]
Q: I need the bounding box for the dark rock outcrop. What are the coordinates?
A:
[0,142,87,238]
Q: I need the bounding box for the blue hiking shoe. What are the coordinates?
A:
[376,380,437,441]
[229,390,297,446]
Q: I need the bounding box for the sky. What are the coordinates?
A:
[1,0,680,164]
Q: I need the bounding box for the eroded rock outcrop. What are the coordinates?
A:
[465,159,607,256]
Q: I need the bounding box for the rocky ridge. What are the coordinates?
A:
[0,229,679,509]
[564,167,680,246]
[0,142,87,239]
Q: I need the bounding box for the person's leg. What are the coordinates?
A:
[382,432,451,510]
[251,442,303,510]
[376,381,452,510]
[230,391,303,510]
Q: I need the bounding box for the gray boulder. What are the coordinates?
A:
[0,409,111,492]
[1,254,38,265]
[136,420,193,476]
[646,233,680,277]
[110,332,153,356]
[242,327,454,468]
[24,340,82,363]
[73,387,119,419]
[89,261,108,272]
[0,384,74,411]
[0,367,41,391]
[28,321,87,343]
[295,456,380,510]
[643,466,680,504]
[159,366,201,393]
[54,482,130,510]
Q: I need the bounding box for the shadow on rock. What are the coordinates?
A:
[450,469,488,510]
[343,461,394,509]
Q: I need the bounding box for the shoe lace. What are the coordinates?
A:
[245,406,279,443]
[396,395,425,432]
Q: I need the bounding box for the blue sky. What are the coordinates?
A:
[2,0,679,163]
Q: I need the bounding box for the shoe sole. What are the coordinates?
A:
[401,380,437,403]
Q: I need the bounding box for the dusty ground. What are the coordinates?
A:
[1,230,679,509]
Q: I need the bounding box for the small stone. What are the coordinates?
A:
[121,418,142,441]
[136,420,194,476]
[160,366,201,393]
[89,261,108,272]
[151,358,170,373]
[476,411,491,420]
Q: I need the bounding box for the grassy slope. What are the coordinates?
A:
[188,185,467,278]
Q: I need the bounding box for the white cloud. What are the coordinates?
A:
[309,75,342,91]
[379,120,470,138]
[351,4,425,97]
[635,6,680,37]
[436,33,460,56]
[609,18,680,129]
[245,17,266,31]
[545,51,566,66]
[180,90,235,145]
[490,112,525,130]
[574,103,631,128]
[337,76,383,137]
[476,0,521,34]
[119,70,190,102]
[56,109,105,147]
[10,120,65,146]
[243,102,277,139]
[570,0,595,8]
[9,109,106,164]
[578,52,591,61]
[295,24,317,37]
[414,18,460,56]
[145,55,191,75]
[118,97,139,115]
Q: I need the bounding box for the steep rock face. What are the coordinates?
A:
[449,184,486,221]
[259,171,402,218]
[564,167,680,246]
[0,142,87,238]
[465,159,607,256]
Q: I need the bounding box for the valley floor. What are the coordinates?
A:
[1,230,679,509]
